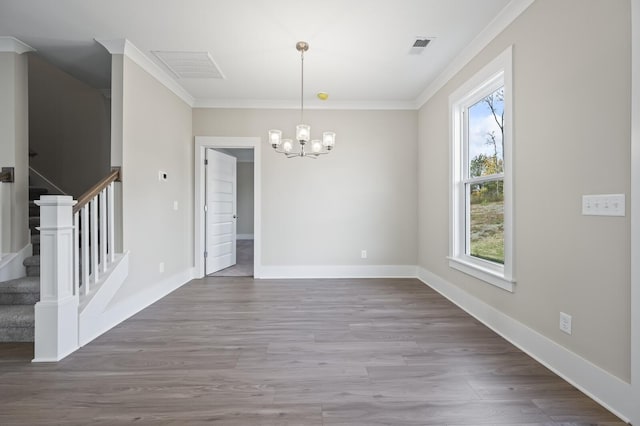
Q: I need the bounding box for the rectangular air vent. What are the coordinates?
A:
[409,37,434,55]
[152,51,225,79]
[412,38,431,48]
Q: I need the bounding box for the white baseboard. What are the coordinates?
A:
[257,264,417,279]
[95,266,196,339]
[416,266,632,423]
[237,234,254,240]
[0,243,32,282]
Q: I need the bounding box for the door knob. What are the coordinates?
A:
[233,215,237,219]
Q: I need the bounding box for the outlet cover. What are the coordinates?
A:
[361,250,367,259]
[559,312,572,335]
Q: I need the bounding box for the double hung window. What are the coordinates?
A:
[449,47,514,291]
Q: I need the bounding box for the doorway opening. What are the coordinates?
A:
[194,136,262,279]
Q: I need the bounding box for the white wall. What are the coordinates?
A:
[109,55,193,305]
[0,51,29,255]
[28,54,111,197]
[193,108,418,269]
[418,0,631,382]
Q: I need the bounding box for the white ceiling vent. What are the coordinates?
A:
[409,37,434,55]
[152,51,225,79]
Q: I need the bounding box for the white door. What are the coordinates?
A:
[206,149,237,274]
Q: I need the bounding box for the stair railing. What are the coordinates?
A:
[72,167,121,296]
[33,167,121,362]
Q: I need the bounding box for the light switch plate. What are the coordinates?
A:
[582,194,625,216]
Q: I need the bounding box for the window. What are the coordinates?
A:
[449,46,514,291]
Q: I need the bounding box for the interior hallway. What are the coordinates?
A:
[209,239,254,277]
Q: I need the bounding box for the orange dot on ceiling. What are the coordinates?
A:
[317,92,329,101]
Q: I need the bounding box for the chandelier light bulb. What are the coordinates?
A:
[311,140,322,153]
[296,124,311,142]
[322,131,336,149]
[269,129,282,147]
[282,139,294,153]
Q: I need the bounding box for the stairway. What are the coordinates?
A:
[0,185,47,342]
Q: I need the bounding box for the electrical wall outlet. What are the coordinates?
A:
[361,250,367,259]
[559,312,572,335]
[159,262,165,273]
[173,201,179,211]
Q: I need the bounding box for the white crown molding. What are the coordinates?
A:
[416,266,632,423]
[193,98,417,110]
[414,0,535,108]
[0,36,35,54]
[96,38,195,107]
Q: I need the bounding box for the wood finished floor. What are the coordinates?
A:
[0,277,626,425]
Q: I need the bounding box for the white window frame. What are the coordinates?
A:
[449,46,515,292]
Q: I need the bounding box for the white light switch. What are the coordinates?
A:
[173,201,179,211]
[582,194,625,216]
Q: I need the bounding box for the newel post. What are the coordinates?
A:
[33,195,79,362]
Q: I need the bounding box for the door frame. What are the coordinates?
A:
[194,136,262,278]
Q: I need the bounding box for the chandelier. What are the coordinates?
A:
[268,41,336,158]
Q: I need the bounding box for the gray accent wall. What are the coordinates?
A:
[237,161,254,237]
[28,54,111,197]
[0,51,29,254]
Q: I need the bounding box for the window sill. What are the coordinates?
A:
[448,256,515,292]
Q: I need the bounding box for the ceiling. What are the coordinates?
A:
[0,0,517,108]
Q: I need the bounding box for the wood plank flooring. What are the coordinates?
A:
[0,277,626,425]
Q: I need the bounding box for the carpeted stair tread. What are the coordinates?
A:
[0,305,34,342]
[23,255,40,267]
[0,276,39,294]
[0,305,34,327]
[0,276,40,305]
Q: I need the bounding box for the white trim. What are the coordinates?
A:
[0,36,35,54]
[259,265,417,279]
[630,0,640,423]
[96,38,195,107]
[448,257,513,292]
[0,243,32,282]
[416,0,534,107]
[194,136,262,278]
[193,98,417,111]
[97,266,195,340]
[449,46,514,289]
[416,266,633,423]
[237,233,254,240]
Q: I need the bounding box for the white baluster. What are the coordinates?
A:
[108,182,115,263]
[81,205,90,294]
[73,212,79,296]
[99,189,107,272]
[90,198,99,284]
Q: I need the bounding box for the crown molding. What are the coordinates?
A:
[0,37,35,54]
[414,0,535,108]
[193,98,417,110]
[96,38,195,107]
